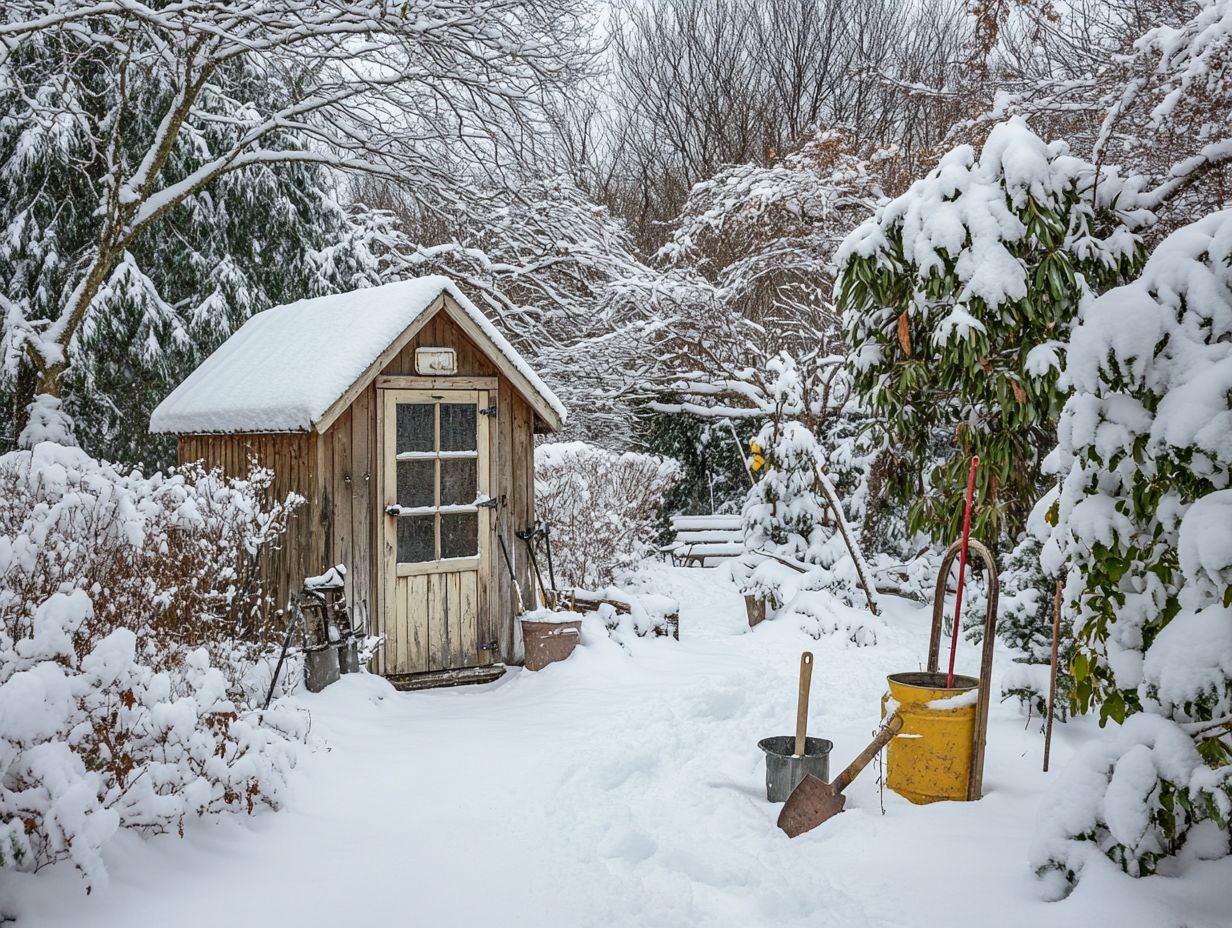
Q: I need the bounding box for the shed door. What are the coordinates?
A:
[381,389,490,674]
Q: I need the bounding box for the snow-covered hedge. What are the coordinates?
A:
[534,442,679,588]
[1036,209,1232,891]
[0,442,304,889]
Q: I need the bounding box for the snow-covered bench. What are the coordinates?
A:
[666,514,744,567]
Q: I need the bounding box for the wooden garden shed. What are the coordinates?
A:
[150,276,566,687]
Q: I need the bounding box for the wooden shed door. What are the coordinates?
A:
[381,389,490,674]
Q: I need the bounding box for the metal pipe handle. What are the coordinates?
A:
[925,538,999,801]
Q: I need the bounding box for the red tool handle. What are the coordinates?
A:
[946,456,980,688]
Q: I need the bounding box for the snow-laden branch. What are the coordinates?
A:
[2,0,594,403]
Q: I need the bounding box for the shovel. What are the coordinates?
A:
[777,713,904,838]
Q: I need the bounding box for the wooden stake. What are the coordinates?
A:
[1043,579,1063,773]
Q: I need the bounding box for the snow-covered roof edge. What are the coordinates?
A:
[433,281,567,430]
[149,276,567,435]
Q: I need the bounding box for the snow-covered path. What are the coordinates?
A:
[9,566,1230,927]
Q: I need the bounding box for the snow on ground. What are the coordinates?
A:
[6,565,1229,927]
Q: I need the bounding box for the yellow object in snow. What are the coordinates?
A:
[881,671,979,804]
[749,439,765,472]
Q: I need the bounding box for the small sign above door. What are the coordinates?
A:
[415,347,457,376]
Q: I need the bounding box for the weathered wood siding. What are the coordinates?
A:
[174,302,541,669]
[176,432,321,621]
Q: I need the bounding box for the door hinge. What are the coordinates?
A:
[479,405,497,417]
[479,641,499,651]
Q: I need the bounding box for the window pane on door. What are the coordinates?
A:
[397,404,434,454]
[440,404,477,452]
[441,513,478,559]
[439,458,476,506]
[397,515,435,562]
[396,460,435,508]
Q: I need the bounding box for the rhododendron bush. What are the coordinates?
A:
[836,118,1147,545]
[0,442,305,889]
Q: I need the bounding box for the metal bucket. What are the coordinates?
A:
[882,671,978,804]
[304,644,340,693]
[757,736,833,802]
[338,637,360,674]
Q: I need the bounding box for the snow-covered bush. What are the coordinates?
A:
[534,442,679,588]
[836,117,1148,545]
[1030,714,1231,897]
[1037,209,1232,890]
[738,354,879,612]
[731,557,882,646]
[0,442,304,888]
[742,355,831,565]
[997,532,1072,723]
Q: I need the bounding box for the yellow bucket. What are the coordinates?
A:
[881,671,979,804]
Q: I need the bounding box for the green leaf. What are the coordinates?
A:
[1072,651,1089,681]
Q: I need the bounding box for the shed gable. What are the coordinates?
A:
[150,276,565,436]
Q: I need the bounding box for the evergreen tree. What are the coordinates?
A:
[1035,208,1232,889]
[0,38,378,464]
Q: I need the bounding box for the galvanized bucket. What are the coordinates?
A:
[304,644,340,693]
[757,736,833,803]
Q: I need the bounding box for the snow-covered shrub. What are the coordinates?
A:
[0,442,304,888]
[534,442,679,588]
[738,354,879,612]
[742,355,832,565]
[0,444,301,657]
[997,532,1072,722]
[1031,714,1231,897]
[1037,209,1232,890]
[732,557,881,646]
[636,399,752,517]
[836,117,1148,546]
[567,588,680,649]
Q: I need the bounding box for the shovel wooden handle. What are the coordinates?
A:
[794,652,814,756]
[831,714,903,795]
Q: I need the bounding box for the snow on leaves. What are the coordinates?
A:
[836,117,1147,544]
[1039,208,1232,891]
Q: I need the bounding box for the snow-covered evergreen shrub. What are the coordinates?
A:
[836,117,1148,546]
[534,442,679,588]
[1036,209,1232,891]
[741,355,832,565]
[737,354,877,612]
[637,399,752,517]
[0,442,305,888]
[997,531,1072,722]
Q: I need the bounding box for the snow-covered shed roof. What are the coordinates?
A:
[150,276,566,435]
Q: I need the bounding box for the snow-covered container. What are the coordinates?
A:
[150,276,566,686]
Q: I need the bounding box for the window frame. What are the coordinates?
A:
[382,388,490,577]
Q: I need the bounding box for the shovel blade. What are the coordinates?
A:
[777,774,846,838]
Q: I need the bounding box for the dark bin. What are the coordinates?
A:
[304,644,340,693]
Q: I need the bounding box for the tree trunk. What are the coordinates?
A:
[10,358,37,448]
